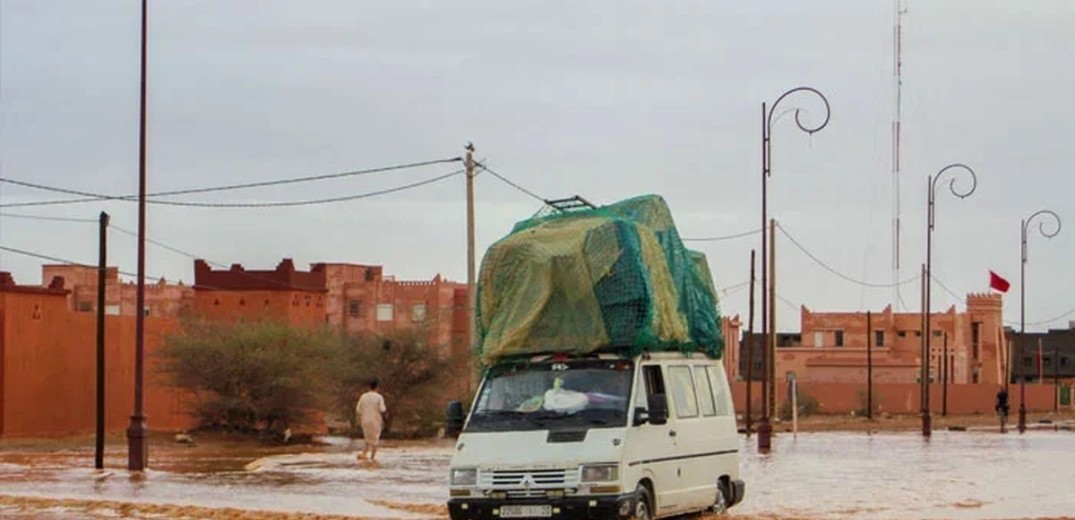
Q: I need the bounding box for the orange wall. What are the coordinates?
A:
[731,381,1060,416]
[1,290,193,437]
[193,289,327,328]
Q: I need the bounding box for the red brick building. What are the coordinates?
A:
[735,293,1007,385]
[41,265,194,318]
[191,259,469,356]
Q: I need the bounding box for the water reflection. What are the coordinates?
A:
[0,430,1072,519]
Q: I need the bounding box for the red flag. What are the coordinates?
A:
[989,271,1010,293]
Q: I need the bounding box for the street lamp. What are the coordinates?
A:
[924,163,977,437]
[1018,209,1061,433]
[758,86,830,452]
[127,0,150,471]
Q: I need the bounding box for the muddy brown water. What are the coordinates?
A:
[1,427,1072,519]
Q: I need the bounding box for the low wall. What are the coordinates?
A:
[731,381,1062,416]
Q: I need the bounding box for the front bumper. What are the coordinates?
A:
[448,493,636,520]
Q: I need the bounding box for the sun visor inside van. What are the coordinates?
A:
[476,194,723,365]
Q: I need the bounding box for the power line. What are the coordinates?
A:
[777,222,920,289]
[1,169,464,209]
[0,157,462,208]
[0,212,97,223]
[0,244,138,278]
[682,229,762,242]
[473,162,549,204]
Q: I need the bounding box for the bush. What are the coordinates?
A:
[778,390,819,420]
[327,327,457,439]
[156,318,341,435]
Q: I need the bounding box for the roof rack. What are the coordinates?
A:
[545,195,597,213]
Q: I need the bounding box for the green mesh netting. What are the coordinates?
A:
[476,194,723,365]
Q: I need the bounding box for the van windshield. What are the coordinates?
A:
[466,358,634,432]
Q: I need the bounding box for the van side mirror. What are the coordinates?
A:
[646,394,669,426]
[446,400,465,437]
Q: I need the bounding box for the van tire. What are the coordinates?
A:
[633,484,653,520]
[711,479,728,514]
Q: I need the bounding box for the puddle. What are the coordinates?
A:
[1,431,1072,519]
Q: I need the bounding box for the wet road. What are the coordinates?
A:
[1,428,1072,519]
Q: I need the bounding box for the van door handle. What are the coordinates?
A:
[669,430,677,437]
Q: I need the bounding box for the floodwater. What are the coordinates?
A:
[1,426,1072,519]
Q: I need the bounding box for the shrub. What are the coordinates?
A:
[327,327,457,438]
[156,318,340,435]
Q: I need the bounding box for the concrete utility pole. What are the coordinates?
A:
[127,0,149,471]
[745,250,756,436]
[867,310,873,420]
[465,143,477,393]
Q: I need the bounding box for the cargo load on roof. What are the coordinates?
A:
[476,194,723,365]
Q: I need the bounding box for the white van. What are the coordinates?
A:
[446,351,744,520]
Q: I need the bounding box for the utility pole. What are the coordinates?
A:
[745,250,756,435]
[920,263,928,436]
[127,0,149,471]
[768,218,777,420]
[942,331,948,417]
[95,212,109,470]
[464,143,477,395]
[867,310,873,420]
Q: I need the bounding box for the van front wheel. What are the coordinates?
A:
[633,484,653,520]
[711,480,728,514]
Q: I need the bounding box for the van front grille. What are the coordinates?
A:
[480,468,579,489]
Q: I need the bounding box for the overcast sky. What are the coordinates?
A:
[2,1,1074,331]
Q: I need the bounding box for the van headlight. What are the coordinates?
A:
[451,467,478,486]
[580,463,619,483]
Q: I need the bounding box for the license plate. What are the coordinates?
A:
[500,504,552,518]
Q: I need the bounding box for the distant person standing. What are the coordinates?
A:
[995,386,1010,432]
[356,379,388,461]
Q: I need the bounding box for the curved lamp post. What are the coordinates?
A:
[758,87,830,452]
[1018,210,1061,433]
[924,163,977,437]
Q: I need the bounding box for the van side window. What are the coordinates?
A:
[640,365,666,412]
[706,366,730,416]
[668,366,699,419]
[693,366,717,416]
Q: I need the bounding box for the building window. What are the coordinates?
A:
[874,330,885,348]
[972,322,981,360]
[813,331,824,347]
[914,330,922,337]
[897,330,907,338]
[376,304,394,322]
[143,307,150,317]
[834,330,844,347]
[412,303,427,322]
[933,330,943,337]
[1062,357,1071,367]
[105,305,120,315]
[348,299,361,318]
[77,301,93,312]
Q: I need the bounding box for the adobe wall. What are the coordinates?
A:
[730,381,1061,416]
[1,290,193,437]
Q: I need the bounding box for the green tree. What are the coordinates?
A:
[329,326,458,438]
[157,318,341,435]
